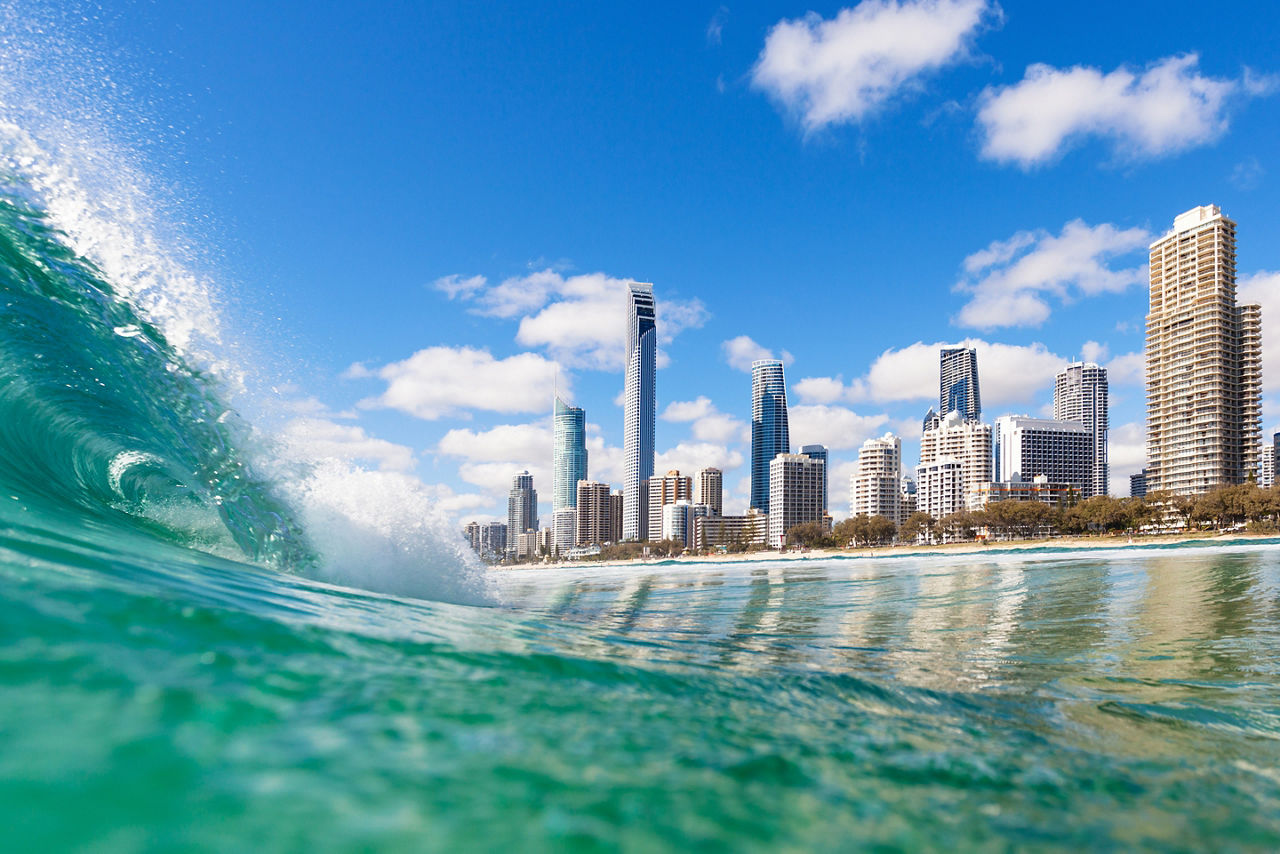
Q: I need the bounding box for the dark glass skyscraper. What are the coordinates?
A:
[750,359,789,513]
[940,347,981,421]
[623,283,656,540]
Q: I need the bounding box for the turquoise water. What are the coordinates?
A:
[2,87,1280,854]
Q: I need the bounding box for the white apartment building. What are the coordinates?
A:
[552,508,577,557]
[1054,362,1109,497]
[850,433,903,524]
[994,415,1090,489]
[647,470,693,541]
[1260,441,1275,489]
[1146,205,1262,494]
[919,410,992,511]
[767,454,825,547]
[915,459,965,519]
[661,501,710,547]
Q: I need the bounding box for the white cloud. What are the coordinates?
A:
[280,418,417,473]
[436,422,553,496]
[1105,351,1144,387]
[432,274,487,301]
[955,220,1150,329]
[437,269,708,369]
[752,0,992,132]
[788,404,890,451]
[792,375,850,405]
[655,442,745,479]
[1108,421,1146,496]
[798,339,1071,410]
[828,458,861,519]
[707,5,728,46]
[1080,340,1109,363]
[661,396,750,444]
[1238,271,1280,394]
[978,54,1261,168]
[355,346,561,420]
[722,335,793,372]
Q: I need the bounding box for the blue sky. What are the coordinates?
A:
[20,0,1280,523]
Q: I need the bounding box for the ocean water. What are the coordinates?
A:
[2,19,1280,852]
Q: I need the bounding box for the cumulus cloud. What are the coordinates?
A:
[354,346,561,420]
[436,422,553,496]
[954,220,1150,329]
[1105,351,1145,387]
[655,442,745,479]
[788,404,890,451]
[977,54,1266,168]
[1238,271,1280,394]
[661,396,750,444]
[436,269,708,369]
[281,418,417,473]
[796,339,1071,410]
[722,335,793,372]
[752,0,992,132]
[1108,421,1147,496]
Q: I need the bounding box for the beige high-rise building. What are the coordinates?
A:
[1146,205,1261,495]
[647,470,693,541]
[695,467,723,516]
[767,453,825,547]
[850,434,903,524]
[576,481,613,546]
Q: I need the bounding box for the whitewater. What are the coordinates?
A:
[3,9,1280,853]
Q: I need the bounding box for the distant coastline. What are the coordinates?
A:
[498,531,1279,571]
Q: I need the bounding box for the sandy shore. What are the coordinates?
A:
[500,531,1277,571]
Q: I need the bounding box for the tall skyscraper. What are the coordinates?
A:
[695,467,723,516]
[623,282,657,540]
[552,394,587,513]
[1054,362,1109,497]
[800,444,829,512]
[851,434,903,524]
[767,453,824,547]
[940,347,981,421]
[750,359,790,513]
[506,471,538,557]
[1146,205,1262,494]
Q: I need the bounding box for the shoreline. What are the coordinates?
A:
[497,531,1278,571]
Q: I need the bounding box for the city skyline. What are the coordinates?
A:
[85,2,1279,528]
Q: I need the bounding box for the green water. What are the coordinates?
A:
[4,535,1280,851]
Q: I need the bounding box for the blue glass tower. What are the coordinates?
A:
[750,359,789,513]
[940,347,981,421]
[623,283,656,540]
[553,395,587,513]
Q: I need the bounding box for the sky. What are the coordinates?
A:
[20,0,1280,525]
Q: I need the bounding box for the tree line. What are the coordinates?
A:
[784,483,1280,549]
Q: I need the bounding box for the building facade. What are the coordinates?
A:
[994,415,1091,489]
[576,481,613,546]
[1146,205,1262,494]
[919,410,993,506]
[1260,441,1276,489]
[552,508,577,557]
[915,459,965,519]
[1130,470,1148,498]
[623,282,657,540]
[940,347,981,421]
[647,470,693,541]
[800,444,829,513]
[751,359,790,513]
[695,511,768,550]
[506,471,538,557]
[850,434,903,524]
[1054,362,1109,497]
[695,467,723,516]
[609,490,623,544]
[767,453,824,547]
[552,394,587,513]
[479,522,507,562]
[973,478,1080,509]
[661,501,710,547]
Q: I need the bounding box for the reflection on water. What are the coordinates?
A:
[500,543,1280,768]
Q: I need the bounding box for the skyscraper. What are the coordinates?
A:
[767,453,824,547]
[552,394,587,513]
[851,434,902,524]
[695,467,723,516]
[750,359,789,513]
[647,470,693,541]
[800,444,829,512]
[575,481,612,547]
[623,282,657,540]
[1146,205,1262,494]
[940,347,981,421]
[994,416,1090,487]
[919,410,992,512]
[506,471,538,558]
[1054,362,1110,497]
